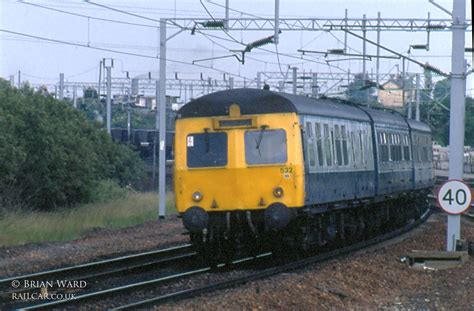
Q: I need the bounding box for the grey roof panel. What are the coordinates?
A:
[407,118,432,132]
[177,89,369,122]
[177,89,431,133]
[359,107,408,128]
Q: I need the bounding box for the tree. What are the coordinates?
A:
[424,78,474,147]
[0,79,144,211]
[345,73,378,105]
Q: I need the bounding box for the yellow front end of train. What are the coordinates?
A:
[174,104,305,233]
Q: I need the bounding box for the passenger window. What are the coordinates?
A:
[315,123,324,166]
[403,135,410,161]
[341,125,349,165]
[335,125,342,166]
[360,131,365,165]
[324,124,332,166]
[379,131,389,162]
[308,142,316,167]
[306,122,315,167]
[351,132,358,166]
[306,122,313,137]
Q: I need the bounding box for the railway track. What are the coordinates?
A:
[114,208,433,310]
[13,207,432,310]
[0,244,196,308]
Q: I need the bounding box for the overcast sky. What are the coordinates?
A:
[0,0,472,97]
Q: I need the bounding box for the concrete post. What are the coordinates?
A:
[376,12,381,101]
[415,74,421,121]
[292,67,297,95]
[311,73,318,97]
[447,0,466,251]
[106,64,112,135]
[158,18,167,219]
[73,85,77,108]
[59,73,64,100]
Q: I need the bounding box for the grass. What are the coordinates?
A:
[0,192,176,247]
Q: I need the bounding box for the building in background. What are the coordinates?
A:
[379,75,415,108]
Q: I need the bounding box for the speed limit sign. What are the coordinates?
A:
[437,179,473,215]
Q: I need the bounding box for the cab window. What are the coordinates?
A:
[187,132,227,168]
[245,129,287,165]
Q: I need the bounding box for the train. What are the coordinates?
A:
[174,88,433,257]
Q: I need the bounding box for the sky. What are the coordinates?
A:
[0,0,472,98]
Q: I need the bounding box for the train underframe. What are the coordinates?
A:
[188,190,431,262]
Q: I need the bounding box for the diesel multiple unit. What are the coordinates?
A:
[174,88,433,256]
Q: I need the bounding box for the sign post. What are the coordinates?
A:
[437,180,473,250]
[446,0,467,252]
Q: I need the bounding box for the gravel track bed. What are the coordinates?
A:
[160,212,473,310]
[2,212,473,309]
[0,215,187,278]
[80,257,273,310]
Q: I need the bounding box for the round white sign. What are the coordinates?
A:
[437,179,472,215]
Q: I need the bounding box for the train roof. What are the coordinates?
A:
[177,88,431,132]
[407,118,432,133]
[177,88,369,122]
[359,107,408,129]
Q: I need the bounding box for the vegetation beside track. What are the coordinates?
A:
[0,191,176,247]
[0,79,144,211]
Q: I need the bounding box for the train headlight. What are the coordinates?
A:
[273,187,284,198]
[192,191,203,202]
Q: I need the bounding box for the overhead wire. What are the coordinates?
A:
[82,1,352,75]
[85,0,161,23]
[0,28,253,80]
[19,1,161,29]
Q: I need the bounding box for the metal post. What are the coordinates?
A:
[225,0,229,30]
[278,80,284,92]
[98,60,102,106]
[73,85,77,108]
[127,104,131,142]
[344,9,348,51]
[376,12,381,100]
[362,14,367,83]
[401,58,406,108]
[415,74,421,121]
[158,18,167,219]
[292,67,297,95]
[447,0,466,251]
[59,73,64,100]
[312,73,318,97]
[18,70,21,88]
[229,77,234,89]
[257,72,262,89]
[274,0,280,45]
[105,63,112,135]
[427,12,431,51]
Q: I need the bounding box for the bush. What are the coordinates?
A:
[0,80,144,211]
[89,180,128,204]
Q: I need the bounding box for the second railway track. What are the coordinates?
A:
[0,244,196,308]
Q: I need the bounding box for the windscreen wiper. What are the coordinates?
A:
[255,125,269,156]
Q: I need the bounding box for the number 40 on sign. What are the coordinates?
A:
[437,180,473,215]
